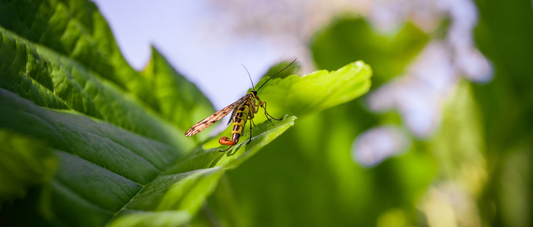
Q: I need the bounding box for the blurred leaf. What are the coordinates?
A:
[142,47,215,141]
[310,17,429,86]
[225,98,436,226]
[213,55,433,227]
[473,0,533,151]
[198,176,241,227]
[429,80,486,183]
[215,17,435,227]
[416,81,486,226]
[496,144,532,227]
[0,129,57,204]
[473,0,533,226]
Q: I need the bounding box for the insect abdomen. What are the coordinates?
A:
[219,103,250,146]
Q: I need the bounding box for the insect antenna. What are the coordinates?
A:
[256,58,297,92]
[241,64,255,90]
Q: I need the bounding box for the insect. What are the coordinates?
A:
[185,59,297,150]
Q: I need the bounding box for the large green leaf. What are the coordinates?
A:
[0,1,375,226]
[0,86,295,226]
[0,27,188,149]
[141,47,215,141]
[0,0,157,108]
[0,0,296,226]
[2,0,212,143]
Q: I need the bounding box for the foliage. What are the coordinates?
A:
[214,17,434,227]
[2,0,530,226]
[473,0,533,226]
[0,0,371,226]
[311,17,429,86]
[0,130,57,204]
[206,5,533,227]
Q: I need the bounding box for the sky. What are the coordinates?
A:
[91,0,299,110]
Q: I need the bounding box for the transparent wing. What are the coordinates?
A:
[227,104,240,125]
[185,95,249,137]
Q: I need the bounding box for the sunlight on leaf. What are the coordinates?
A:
[256,61,372,119]
[108,210,191,227]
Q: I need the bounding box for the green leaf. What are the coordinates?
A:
[0,27,296,222]
[188,60,374,226]
[0,86,296,226]
[201,61,370,151]
[224,97,436,226]
[0,1,373,226]
[473,0,533,225]
[0,27,187,149]
[310,17,429,86]
[0,0,158,108]
[108,211,191,227]
[0,129,58,204]
[108,116,295,227]
[255,61,371,118]
[171,115,297,172]
[0,1,297,225]
[0,87,181,188]
[141,47,215,141]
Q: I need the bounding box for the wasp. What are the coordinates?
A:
[185,59,296,150]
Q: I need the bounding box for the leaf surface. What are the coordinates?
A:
[0,1,296,226]
[0,129,58,204]
[256,61,372,118]
[141,47,215,140]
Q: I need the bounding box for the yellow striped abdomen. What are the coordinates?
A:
[219,103,250,146]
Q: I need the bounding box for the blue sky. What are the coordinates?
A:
[92,0,298,110]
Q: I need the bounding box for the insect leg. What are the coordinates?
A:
[256,101,272,122]
[261,102,282,122]
[247,119,253,144]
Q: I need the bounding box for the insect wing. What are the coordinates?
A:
[227,104,241,125]
[185,95,249,137]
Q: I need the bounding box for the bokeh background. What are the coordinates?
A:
[92,0,532,226]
